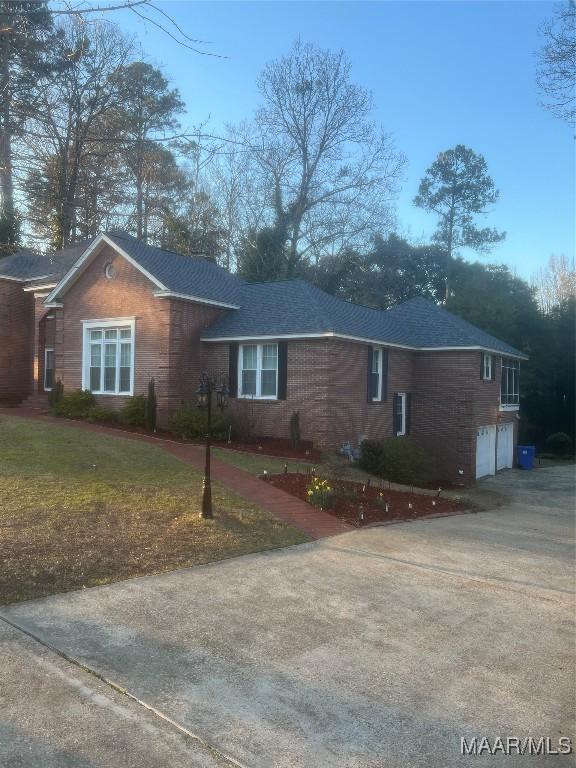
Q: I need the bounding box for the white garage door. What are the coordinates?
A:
[496,422,514,471]
[476,425,496,479]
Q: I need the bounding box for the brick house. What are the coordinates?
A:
[0,231,526,484]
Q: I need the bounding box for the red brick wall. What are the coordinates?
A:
[411,351,517,484]
[0,278,34,402]
[201,339,333,443]
[56,245,173,419]
[55,245,232,424]
[202,339,513,484]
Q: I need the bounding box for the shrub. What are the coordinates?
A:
[545,432,573,457]
[289,411,301,449]
[119,395,147,426]
[54,389,96,419]
[382,438,431,487]
[306,476,334,509]
[360,437,430,487]
[359,439,386,476]
[48,379,64,410]
[168,405,231,441]
[145,378,157,432]
[87,406,118,424]
[228,401,257,442]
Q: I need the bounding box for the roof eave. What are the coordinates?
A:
[200,331,528,359]
[153,290,240,310]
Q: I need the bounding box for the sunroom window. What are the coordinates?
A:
[83,321,134,395]
[239,343,278,398]
[500,357,520,407]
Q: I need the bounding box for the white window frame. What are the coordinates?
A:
[482,353,493,381]
[44,347,54,392]
[500,357,520,411]
[82,318,135,396]
[371,347,383,401]
[238,343,278,400]
[396,392,407,436]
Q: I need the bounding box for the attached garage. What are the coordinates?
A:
[476,425,496,479]
[496,422,514,471]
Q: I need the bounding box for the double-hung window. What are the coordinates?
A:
[371,348,383,401]
[394,392,407,436]
[239,343,278,399]
[500,357,520,408]
[482,353,493,381]
[83,320,134,395]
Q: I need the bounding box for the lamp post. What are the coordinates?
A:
[196,372,229,519]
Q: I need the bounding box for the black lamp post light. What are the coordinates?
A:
[196,371,229,519]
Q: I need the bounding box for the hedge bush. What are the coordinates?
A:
[54,390,96,419]
[87,406,119,424]
[359,439,386,476]
[360,437,431,487]
[168,405,232,441]
[119,395,147,426]
[545,432,573,457]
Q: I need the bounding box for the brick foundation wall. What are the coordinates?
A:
[0,278,34,403]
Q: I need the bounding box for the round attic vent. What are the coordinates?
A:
[105,262,116,279]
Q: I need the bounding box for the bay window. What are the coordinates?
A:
[239,343,278,398]
[500,357,520,407]
[83,319,134,395]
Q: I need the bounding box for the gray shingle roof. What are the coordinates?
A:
[0,240,93,282]
[202,279,526,358]
[107,232,243,307]
[11,231,524,358]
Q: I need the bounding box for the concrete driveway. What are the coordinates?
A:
[1,465,574,767]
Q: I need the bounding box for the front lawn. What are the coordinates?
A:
[0,415,307,604]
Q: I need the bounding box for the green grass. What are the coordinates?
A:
[0,415,308,604]
[212,446,381,484]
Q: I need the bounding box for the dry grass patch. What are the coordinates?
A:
[0,415,308,604]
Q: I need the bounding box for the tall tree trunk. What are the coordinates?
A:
[0,21,14,223]
[444,202,455,304]
[135,141,143,240]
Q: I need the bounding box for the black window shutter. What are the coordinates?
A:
[381,349,389,401]
[491,355,496,381]
[277,342,288,400]
[367,346,374,403]
[480,353,484,379]
[229,342,238,397]
[392,393,400,435]
[405,393,412,435]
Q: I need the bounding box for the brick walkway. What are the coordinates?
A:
[0,408,352,540]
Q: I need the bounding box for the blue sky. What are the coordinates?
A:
[114,0,574,280]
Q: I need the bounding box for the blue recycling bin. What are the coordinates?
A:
[517,445,536,470]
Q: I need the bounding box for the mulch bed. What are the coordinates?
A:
[34,414,322,461]
[262,472,469,527]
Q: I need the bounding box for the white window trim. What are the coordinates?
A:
[396,392,407,436]
[482,353,493,381]
[238,343,278,400]
[44,347,54,392]
[82,318,135,396]
[371,346,383,401]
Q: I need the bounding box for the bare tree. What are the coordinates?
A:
[537,0,576,129]
[531,254,576,312]
[250,40,405,276]
[24,18,134,247]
